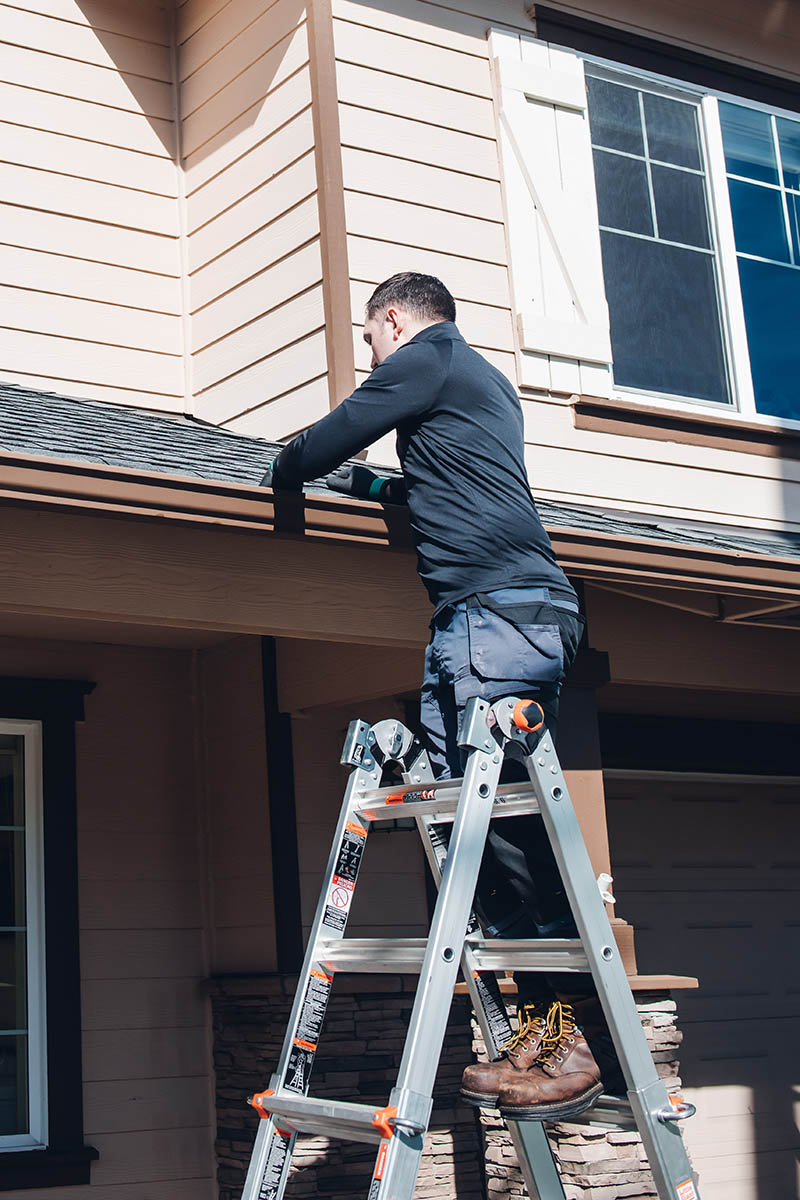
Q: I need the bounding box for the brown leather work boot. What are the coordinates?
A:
[460,1000,553,1108]
[497,1001,603,1121]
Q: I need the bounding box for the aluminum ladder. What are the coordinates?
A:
[241,695,700,1200]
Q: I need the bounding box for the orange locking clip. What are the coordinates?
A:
[248,1088,275,1119]
[371,1105,398,1139]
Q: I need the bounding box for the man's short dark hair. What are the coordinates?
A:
[366,272,456,323]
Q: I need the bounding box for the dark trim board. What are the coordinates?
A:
[0,677,98,1190]
[599,713,800,774]
[261,638,304,974]
[534,4,800,112]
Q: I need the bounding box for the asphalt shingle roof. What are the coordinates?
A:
[1,381,799,562]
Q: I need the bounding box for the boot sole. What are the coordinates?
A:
[499,1081,604,1122]
[459,1088,499,1109]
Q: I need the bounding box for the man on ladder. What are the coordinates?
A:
[262,270,619,1121]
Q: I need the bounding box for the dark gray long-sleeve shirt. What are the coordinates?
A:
[271,322,576,614]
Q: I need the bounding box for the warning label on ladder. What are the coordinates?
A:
[284,969,333,1094]
[322,822,366,932]
[258,1127,292,1200]
[472,971,513,1054]
[676,1182,698,1200]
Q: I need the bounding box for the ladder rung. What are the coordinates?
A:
[355,780,539,822]
[317,937,589,974]
[566,1096,636,1129]
[252,1093,398,1145]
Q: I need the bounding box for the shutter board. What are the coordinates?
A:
[490,30,612,394]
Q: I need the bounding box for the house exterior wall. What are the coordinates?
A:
[178,0,331,436]
[0,0,185,412]
[0,633,217,1199]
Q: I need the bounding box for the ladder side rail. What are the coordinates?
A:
[525,735,700,1198]
[371,703,506,1199]
[416,814,567,1200]
[241,728,379,1200]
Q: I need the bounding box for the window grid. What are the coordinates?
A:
[584,58,800,423]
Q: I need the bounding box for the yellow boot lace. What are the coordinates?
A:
[501,1002,548,1059]
[535,1001,578,1068]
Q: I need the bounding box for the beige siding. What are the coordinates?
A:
[0,635,216,1200]
[334,0,521,411]
[0,0,185,412]
[180,0,328,430]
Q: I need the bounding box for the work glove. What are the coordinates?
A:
[259,460,302,491]
[326,463,406,504]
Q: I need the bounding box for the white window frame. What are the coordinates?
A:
[580,49,800,432]
[0,719,47,1152]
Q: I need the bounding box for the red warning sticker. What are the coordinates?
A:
[676,1181,698,1200]
[375,1143,388,1180]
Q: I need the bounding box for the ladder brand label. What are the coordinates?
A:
[676,1182,698,1200]
[367,1143,389,1200]
[284,969,333,1094]
[322,823,366,933]
[258,1127,292,1200]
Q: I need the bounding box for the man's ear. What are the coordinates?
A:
[385,305,404,340]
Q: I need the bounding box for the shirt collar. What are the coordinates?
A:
[408,321,464,345]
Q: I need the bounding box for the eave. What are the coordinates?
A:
[0,448,798,603]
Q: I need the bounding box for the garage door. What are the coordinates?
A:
[605,772,800,1200]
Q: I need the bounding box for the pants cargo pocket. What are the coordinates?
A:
[453,603,564,707]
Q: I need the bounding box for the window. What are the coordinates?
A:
[0,724,46,1152]
[586,71,731,407]
[571,62,800,424]
[719,102,800,419]
[0,679,97,1191]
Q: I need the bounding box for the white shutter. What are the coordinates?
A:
[489,30,612,397]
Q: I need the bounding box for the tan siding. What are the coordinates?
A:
[334,6,518,401]
[0,0,184,414]
[181,0,324,431]
[0,635,216,1200]
[195,328,328,424]
[224,373,330,436]
[0,4,172,77]
[13,0,170,44]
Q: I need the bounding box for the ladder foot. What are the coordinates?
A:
[499,1081,604,1123]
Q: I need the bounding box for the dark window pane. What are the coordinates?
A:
[652,165,710,248]
[600,230,729,404]
[0,738,23,827]
[738,257,800,420]
[586,76,644,154]
[593,150,653,235]
[0,1033,28,1135]
[0,831,25,927]
[720,102,778,184]
[777,116,800,191]
[789,193,800,262]
[643,92,701,168]
[728,179,789,262]
[0,931,27,1030]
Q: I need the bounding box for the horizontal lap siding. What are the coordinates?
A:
[181,0,328,431]
[522,398,800,532]
[0,638,216,1200]
[333,2,519,398]
[0,1,184,412]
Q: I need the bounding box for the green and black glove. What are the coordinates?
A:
[325,464,407,505]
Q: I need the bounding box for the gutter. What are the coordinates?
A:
[0,448,797,600]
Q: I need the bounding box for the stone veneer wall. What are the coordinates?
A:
[476,993,686,1200]
[210,977,687,1200]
